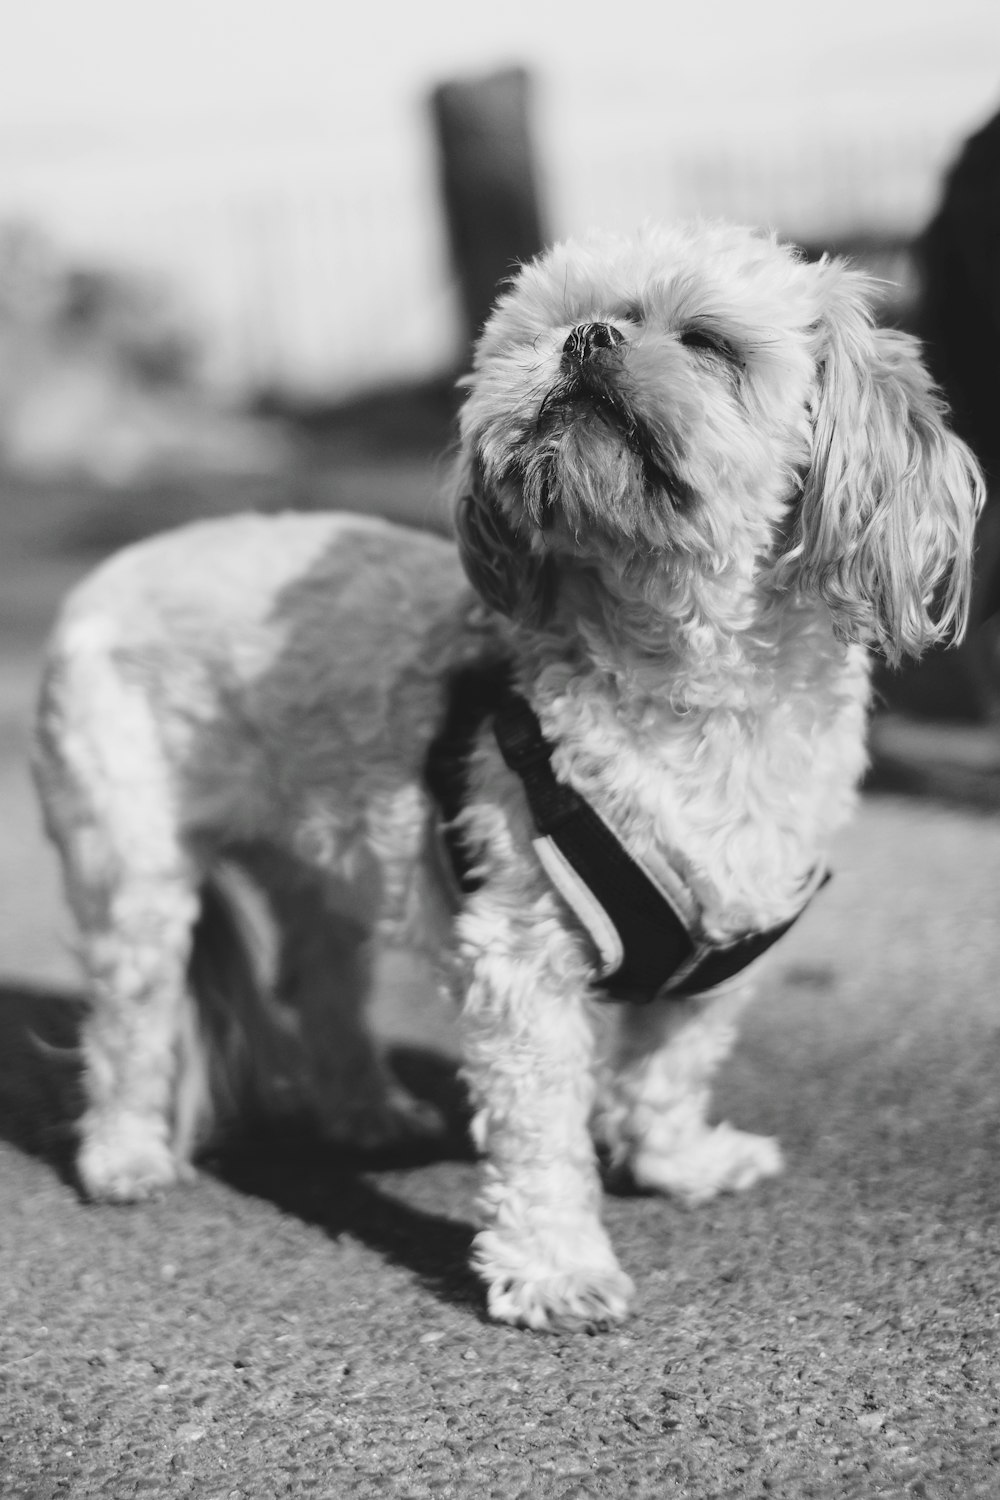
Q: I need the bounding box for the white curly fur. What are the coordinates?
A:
[33,222,982,1330]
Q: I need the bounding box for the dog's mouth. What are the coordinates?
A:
[538,375,680,493]
[469,323,700,557]
[527,342,694,517]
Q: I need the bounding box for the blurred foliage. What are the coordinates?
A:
[0,222,288,487]
[0,222,199,385]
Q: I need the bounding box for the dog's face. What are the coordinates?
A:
[454,222,983,663]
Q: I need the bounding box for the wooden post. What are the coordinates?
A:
[431,66,546,361]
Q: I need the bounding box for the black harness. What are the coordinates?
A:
[425,664,827,1003]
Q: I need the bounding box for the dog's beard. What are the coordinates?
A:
[537,374,685,499]
[498,361,696,554]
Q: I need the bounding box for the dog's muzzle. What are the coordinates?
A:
[543,321,690,503]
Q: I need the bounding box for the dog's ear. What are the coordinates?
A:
[453,459,556,626]
[781,266,984,665]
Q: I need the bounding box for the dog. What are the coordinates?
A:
[33,222,983,1330]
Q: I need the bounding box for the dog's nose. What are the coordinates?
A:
[562,322,625,365]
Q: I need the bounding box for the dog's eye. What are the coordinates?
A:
[679,326,728,356]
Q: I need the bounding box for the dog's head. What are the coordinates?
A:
[453,222,983,663]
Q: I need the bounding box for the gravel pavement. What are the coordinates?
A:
[2,423,1000,1498]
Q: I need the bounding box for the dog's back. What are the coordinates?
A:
[31,510,498,1196]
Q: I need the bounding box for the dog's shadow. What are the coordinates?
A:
[0,983,483,1315]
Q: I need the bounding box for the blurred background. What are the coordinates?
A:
[5,12,1000,1484]
[2,1,999,446]
[3,0,1000,980]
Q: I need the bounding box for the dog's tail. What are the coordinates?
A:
[174,861,304,1162]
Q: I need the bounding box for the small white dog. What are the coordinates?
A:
[34,223,982,1330]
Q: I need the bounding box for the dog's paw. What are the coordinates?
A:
[314,1082,445,1151]
[630,1122,783,1206]
[487,1266,635,1332]
[77,1120,193,1203]
[473,1228,634,1331]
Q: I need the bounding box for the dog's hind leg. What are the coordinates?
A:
[72,871,204,1202]
[34,650,206,1202]
[596,981,783,1205]
[241,846,443,1147]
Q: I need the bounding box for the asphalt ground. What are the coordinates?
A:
[2,401,1000,1499]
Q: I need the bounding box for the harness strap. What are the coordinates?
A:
[492,693,693,996]
[425,661,514,895]
[425,666,828,1002]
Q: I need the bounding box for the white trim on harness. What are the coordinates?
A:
[531,835,624,979]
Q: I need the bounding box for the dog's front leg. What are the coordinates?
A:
[599,979,784,1205]
[458,890,634,1330]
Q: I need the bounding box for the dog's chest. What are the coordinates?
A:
[545,675,868,935]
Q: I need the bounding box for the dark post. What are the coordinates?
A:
[431,66,546,361]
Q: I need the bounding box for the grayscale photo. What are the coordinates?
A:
[1,3,999,1496]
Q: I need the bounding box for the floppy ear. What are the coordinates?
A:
[453,457,556,626]
[782,266,984,665]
